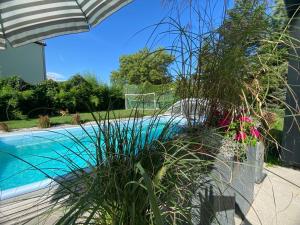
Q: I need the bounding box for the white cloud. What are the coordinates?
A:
[47,72,66,82]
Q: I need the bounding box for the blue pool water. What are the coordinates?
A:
[0,116,185,192]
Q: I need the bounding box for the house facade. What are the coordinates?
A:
[282,0,300,166]
[0,42,46,84]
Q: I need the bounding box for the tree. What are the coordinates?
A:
[200,0,268,109]
[255,0,288,109]
[111,48,174,87]
[56,75,95,112]
[200,0,288,112]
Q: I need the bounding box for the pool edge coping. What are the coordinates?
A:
[0,115,163,138]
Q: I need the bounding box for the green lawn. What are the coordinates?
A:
[4,109,156,130]
[265,110,284,166]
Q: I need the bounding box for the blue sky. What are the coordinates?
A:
[45,0,229,84]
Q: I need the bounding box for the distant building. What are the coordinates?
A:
[0,41,46,84]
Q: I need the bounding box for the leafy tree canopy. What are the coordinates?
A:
[198,0,268,108]
[111,48,174,87]
[252,0,289,109]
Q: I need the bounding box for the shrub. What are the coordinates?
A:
[0,75,126,120]
[0,85,28,120]
[71,113,81,125]
[38,115,51,128]
[0,122,9,132]
[262,111,277,128]
[61,75,94,112]
[0,76,32,91]
[26,80,59,117]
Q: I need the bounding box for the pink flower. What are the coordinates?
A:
[239,116,252,123]
[218,118,230,127]
[250,127,260,138]
[235,131,247,141]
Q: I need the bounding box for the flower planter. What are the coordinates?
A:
[232,142,266,219]
[191,142,265,224]
[192,154,235,225]
[232,157,255,219]
[247,142,266,184]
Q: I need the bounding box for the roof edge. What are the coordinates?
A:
[34,41,46,47]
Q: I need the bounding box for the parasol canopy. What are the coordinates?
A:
[0,0,132,49]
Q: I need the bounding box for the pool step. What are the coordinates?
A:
[0,188,67,225]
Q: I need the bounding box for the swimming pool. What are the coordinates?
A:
[0,116,186,199]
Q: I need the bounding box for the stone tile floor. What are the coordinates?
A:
[237,165,300,225]
[2,165,300,225]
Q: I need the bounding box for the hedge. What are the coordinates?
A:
[0,75,125,121]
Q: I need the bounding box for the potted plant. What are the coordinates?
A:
[226,115,266,184]
[220,114,266,217]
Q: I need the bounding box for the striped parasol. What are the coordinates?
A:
[0,0,132,49]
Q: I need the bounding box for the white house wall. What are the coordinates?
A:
[0,43,46,84]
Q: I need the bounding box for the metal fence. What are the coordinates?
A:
[124,83,177,110]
